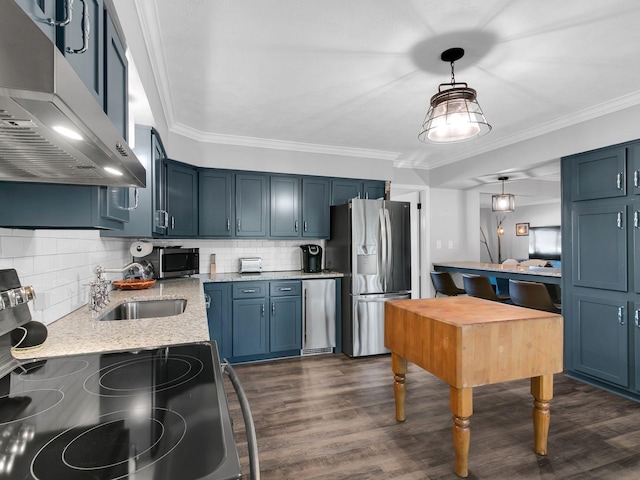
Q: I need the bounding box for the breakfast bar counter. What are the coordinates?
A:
[433,261,561,285]
[384,296,563,477]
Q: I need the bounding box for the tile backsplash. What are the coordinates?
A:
[0,228,324,325]
[153,238,325,274]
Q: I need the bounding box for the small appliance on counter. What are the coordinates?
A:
[239,257,262,273]
[300,245,323,273]
[133,246,199,279]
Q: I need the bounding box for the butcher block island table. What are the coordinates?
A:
[384,296,563,478]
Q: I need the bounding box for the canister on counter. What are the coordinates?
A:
[210,254,216,276]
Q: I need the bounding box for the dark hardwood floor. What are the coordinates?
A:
[224,354,640,479]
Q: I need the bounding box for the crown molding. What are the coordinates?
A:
[170,122,401,161]
[134,0,176,127]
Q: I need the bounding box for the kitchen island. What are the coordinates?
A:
[11,277,209,360]
[385,296,563,478]
[433,261,561,285]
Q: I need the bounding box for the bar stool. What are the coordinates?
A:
[508,279,561,314]
[462,274,511,303]
[430,272,466,297]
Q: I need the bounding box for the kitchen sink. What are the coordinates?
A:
[100,299,187,321]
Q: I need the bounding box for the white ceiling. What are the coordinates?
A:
[120,0,640,204]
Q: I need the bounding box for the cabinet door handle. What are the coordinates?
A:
[635,170,640,188]
[635,309,640,328]
[635,211,639,229]
[278,287,292,292]
[294,220,298,232]
[120,188,139,211]
[204,293,211,309]
[242,289,256,293]
[272,302,275,316]
[304,221,308,232]
[617,172,623,190]
[261,304,265,317]
[237,219,241,232]
[66,0,90,54]
[227,218,230,231]
[617,212,623,229]
[48,0,72,26]
[618,306,625,325]
[171,216,175,229]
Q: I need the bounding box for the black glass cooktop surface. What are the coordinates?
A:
[0,342,241,480]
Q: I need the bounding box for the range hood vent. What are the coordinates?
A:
[0,1,146,187]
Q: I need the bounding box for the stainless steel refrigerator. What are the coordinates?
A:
[325,199,411,357]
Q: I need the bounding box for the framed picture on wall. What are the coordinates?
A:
[516,222,530,236]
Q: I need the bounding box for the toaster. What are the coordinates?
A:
[239,257,262,273]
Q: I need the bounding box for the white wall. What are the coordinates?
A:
[0,229,131,325]
[479,202,561,263]
[428,188,480,296]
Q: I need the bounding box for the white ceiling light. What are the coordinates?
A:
[492,176,515,212]
[418,48,491,143]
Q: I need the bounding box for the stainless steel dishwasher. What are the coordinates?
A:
[301,279,336,355]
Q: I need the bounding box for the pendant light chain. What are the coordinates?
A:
[450,61,456,84]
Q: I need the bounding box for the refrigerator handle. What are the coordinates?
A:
[383,208,392,291]
[379,209,388,291]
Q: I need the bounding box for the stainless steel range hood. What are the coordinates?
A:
[0,1,146,188]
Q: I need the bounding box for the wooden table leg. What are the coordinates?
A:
[531,374,554,455]
[391,352,407,422]
[450,386,473,478]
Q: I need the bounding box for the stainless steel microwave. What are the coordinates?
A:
[134,247,199,279]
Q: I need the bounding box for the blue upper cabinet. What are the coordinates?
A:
[56,0,105,105]
[270,175,330,239]
[104,8,127,140]
[166,160,198,237]
[330,178,386,205]
[199,170,234,237]
[15,0,56,41]
[236,173,268,237]
[302,177,330,238]
[570,146,627,201]
[270,175,300,238]
[0,182,128,229]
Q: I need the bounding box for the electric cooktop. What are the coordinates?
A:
[0,342,241,480]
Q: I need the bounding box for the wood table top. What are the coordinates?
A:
[384,296,564,388]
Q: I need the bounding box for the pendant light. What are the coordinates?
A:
[418,47,491,143]
[492,176,515,212]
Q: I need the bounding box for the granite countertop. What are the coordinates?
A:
[11,277,209,361]
[432,261,561,278]
[198,270,344,283]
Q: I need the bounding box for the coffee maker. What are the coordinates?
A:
[300,245,323,273]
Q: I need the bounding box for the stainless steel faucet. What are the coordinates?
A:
[90,263,146,313]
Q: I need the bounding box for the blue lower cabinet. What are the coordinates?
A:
[204,283,232,360]
[232,298,269,357]
[211,280,302,362]
[270,296,302,352]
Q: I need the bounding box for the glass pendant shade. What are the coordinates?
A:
[492,176,515,212]
[419,84,491,143]
[492,193,515,212]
